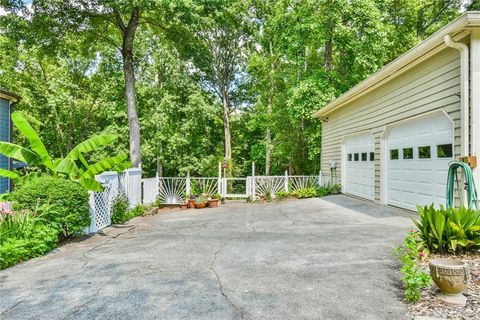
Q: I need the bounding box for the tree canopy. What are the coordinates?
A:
[0,0,470,177]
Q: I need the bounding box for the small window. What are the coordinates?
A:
[390,149,399,160]
[418,146,431,159]
[437,144,453,158]
[403,147,413,159]
[361,152,367,161]
[370,152,375,161]
[354,153,359,161]
[348,153,352,161]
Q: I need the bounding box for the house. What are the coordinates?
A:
[0,89,19,193]
[314,12,480,211]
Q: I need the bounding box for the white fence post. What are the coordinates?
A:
[284,171,289,192]
[186,172,191,196]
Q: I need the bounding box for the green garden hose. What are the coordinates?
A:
[446,161,478,209]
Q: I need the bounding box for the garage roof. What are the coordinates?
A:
[0,88,21,102]
[313,12,480,118]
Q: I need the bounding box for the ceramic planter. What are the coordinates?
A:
[208,199,219,208]
[195,202,207,209]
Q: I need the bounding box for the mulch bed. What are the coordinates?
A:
[409,253,480,320]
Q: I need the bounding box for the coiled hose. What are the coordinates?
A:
[446,161,478,209]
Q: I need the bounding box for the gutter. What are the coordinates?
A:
[444,34,469,156]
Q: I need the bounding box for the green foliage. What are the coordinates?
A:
[212,193,222,200]
[291,187,317,199]
[195,196,208,205]
[111,198,145,225]
[0,112,129,191]
[10,176,90,239]
[395,231,431,302]
[111,194,130,224]
[275,191,292,200]
[413,205,480,254]
[0,210,59,269]
[315,184,341,197]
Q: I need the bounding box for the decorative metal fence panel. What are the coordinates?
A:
[289,175,322,192]
[191,177,220,196]
[157,177,187,204]
[253,176,285,199]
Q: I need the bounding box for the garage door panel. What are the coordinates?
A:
[386,113,453,211]
[344,133,375,201]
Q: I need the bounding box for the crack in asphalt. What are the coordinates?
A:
[62,288,101,320]
[0,299,25,316]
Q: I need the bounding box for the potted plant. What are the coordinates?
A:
[195,196,208,209]
[180,202,188,210]
[208,194,221,208]
[187,194,196,209]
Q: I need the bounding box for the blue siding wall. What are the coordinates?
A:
[0,98,10,193]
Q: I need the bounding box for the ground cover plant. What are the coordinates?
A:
[0,208,59,270]
[111,195,145,224]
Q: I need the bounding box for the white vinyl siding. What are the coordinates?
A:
[320,48,461,203]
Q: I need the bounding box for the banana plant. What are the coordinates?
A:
[0,111,130,191]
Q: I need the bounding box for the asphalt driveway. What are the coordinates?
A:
[0,195,414,320]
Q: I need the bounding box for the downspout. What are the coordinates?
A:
[444,34,469,157]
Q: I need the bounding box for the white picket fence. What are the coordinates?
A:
[151,172,327,205]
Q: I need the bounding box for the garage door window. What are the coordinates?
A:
[418,146,431,159]
[361,153,367,161]
[354,153,359,161]
[403,147,413,159]
[370,152,374,161]
[437,144,453,158]
[348,153,352,161]
[390,149,399,160]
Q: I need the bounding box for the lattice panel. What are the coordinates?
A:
[254,176,285,198]
[90,184,116,232]
[191,178,219,196]
[289,176,320,192]
[158,178,187,204]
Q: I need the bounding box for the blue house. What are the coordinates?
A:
[0,89,19,193]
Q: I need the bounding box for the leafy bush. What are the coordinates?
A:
[111,194,129,224]
[395,231,431,302]
[10,176,90,239]
[111,196,145,224]
[414,205,480,254]
[275,191,292,200]
[291,187,316,199]
[0,210,59,269]
[315,184,341,197]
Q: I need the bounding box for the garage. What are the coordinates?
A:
[385,112,453,211]
[344,133,375,200]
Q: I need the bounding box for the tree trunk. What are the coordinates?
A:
[117,8,141,168]
[222,93,232,174]
[265,38,274,176]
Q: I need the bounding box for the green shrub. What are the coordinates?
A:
[414,205,480,254]
[292,187,316,199]
[0,211,59,269]
[395,231,431,302]
[10,176,90,239]
[275,191,291,200]
[111,194,129,224]
[111,196,145,224]
[315,184,341,197]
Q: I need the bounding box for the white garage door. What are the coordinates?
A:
[386,113,453,211]
[344,133,375,200]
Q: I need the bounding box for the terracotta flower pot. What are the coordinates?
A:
[208,199,219,208]
[187,199,196,209]
[429,258,469,295]
[195,202,207,209]
[180,203,188,210]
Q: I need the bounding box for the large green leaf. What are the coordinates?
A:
[55,158,80,178]
[81,153,128,179]
[66,134,118,160]
[79,176,104,192]
[0,168,20,180]
[0,141,40,165]
[11,111,53,170]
